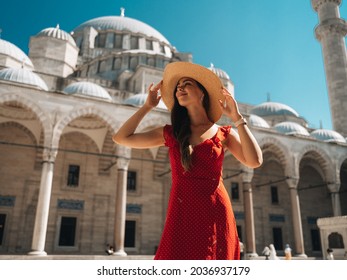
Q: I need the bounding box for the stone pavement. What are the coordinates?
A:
[0,254,317,260]
[0,254,155,260]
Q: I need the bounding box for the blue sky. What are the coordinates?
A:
[1,0,346,130]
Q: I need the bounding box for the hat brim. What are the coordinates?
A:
[161,62,224,122]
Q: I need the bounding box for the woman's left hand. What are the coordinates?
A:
[219,87,242,122]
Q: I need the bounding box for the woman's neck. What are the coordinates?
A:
[187,105,212,127]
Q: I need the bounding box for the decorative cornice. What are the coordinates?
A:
[311,0,341,12]
[314,18,347,41]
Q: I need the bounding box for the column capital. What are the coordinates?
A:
[117,157,130,170]
[327,182,341,193]
[286,177,299,189]
[240,167,254,183]
[116,145,131,170]
[315,18,347,41]
[311,0,341,12]
[42,148,57,163]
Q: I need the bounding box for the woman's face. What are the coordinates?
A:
[175,78,204,107]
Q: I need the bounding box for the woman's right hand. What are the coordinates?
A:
[145,81,162,108]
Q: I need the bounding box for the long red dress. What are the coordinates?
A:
[154,124,240,260]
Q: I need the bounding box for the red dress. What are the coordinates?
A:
[154,125,240,260]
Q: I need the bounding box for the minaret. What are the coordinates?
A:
[311,0,347,135]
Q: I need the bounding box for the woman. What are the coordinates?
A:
[113,62,262,260]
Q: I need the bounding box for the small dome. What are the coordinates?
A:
[36,25,76,46]
[123,93,167,109]
[74,16,170,44]
[274,121,310,136]
[0,39,34,68]
[310,129,346,143]
[251,102,299,117]
[249,114,270,128]
[208,63,230,80]
[0,67,48,90]
[63,81,112,100]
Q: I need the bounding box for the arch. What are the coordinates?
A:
[52,106,118,149]
[0,93,52,148]
[297,144,335,183]
[257,136,294,177]
[0,121,37,145]
[328,232,345,249]
[336,152,347,172]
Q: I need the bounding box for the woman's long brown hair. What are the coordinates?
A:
[171,81,210,171]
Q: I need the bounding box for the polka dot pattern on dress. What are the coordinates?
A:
[154,125,240,260]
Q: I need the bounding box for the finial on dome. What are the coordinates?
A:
[267,92,271,102]
[120,7,125,17]
[56,24,60,29]
[210,63,215,69]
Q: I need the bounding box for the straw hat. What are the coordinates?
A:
[161,61,224,122]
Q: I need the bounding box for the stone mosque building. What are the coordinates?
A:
[0,0,347,259]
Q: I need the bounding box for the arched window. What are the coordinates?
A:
[130,36,139,49]
[147,58,155,67]
[328,232,345,248]
[114,34,122,49]
[130,57,138,70]
[113,58,122,70]
[146,39,153,50]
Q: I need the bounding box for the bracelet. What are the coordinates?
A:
[234,117,247,128]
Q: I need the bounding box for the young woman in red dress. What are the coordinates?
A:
[113,62,262,260]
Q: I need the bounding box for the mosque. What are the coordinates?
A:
[0,0,347,259]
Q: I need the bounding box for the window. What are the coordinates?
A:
[0,214,6,246]
[125,220,136,247]
[67,165,80,187]
[58,217,77,246]
[311,229,321,251]
[95,33,106,48]
[127,171,137,191]
[272,227,283,250]
[130,36,139,49]
[159,44,165,54]
[146,39,153,50]
[113,58,122,70]
[231,182,239,201]
[271,186,279,204]
[328,232,345,248]
[114,34,122,49]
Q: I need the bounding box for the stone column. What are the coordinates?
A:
[113,147,131,256]
[311,0,347,135]
[287,178,307,257]
[28,149,57,256]
[241,170,257,258]
[327,183,342,216]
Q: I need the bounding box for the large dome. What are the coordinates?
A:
[251,102,299,117]
[63,81,112,101]
[73,16,170,44]
[310,129,346,143]
[0,67,48,90]
[0,39,34,68]
[274,121,310,136]
[36,25,76,46]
